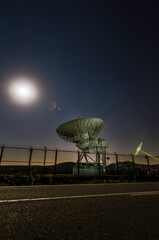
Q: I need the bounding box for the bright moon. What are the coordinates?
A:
[9,79,38,104]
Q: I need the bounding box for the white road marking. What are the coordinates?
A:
[0,191,159,203]
[130,191,159,196]
[0,182,159,189]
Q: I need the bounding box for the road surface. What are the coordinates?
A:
[0,182,159,240]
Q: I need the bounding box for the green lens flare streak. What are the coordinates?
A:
[141,150,159,161]
[135,142,159,161]
[135,142,143,156]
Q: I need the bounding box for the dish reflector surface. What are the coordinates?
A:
[56,118,104,143]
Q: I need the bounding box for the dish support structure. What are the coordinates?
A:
[73,139,107,176]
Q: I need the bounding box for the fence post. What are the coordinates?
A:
[145,155,150,175]
[115,152,119,177]
[131,154,136,182]
[54,148,58,176]
[28,146,33,175]
[102,141,107,176]
[98,152,101,177]
[43,146,47,172]
[153,164,155,172]
[77,150,80,176]
[0,145,4,165]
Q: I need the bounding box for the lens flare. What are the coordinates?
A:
[135,142,159,160]
[49,101,57,111]
[134,142,143,156]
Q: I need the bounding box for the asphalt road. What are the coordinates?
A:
[1,182,159,240]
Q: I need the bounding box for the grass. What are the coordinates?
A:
[0,172,159,186]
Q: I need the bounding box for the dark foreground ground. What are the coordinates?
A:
[0,182,159,240]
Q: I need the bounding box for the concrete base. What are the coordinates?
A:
[73,162,103,176]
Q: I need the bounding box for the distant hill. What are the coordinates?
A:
[106,161,159,172]
[0,162,75,174]
[47,162,75,174]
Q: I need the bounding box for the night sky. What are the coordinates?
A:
[0,0,159,154]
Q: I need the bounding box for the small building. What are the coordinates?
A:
[73,162,103,176]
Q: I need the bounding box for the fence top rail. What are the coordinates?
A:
[115,153,147,157]
[2,146,78,153]
[3,146,49,151]
[0,145,158,158]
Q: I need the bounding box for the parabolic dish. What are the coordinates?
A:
[56,118,104,143]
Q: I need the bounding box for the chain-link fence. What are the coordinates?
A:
[0,145,159,177]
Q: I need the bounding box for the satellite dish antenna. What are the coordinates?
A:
[56,117,104,151]
[56,117,107,176]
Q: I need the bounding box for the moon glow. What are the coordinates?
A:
[9,79,38,105]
